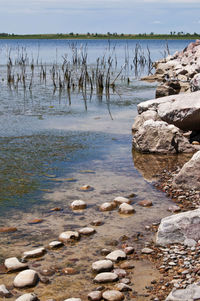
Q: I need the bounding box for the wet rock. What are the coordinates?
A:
[88,291,102,301]
[165,283,200,300]
[138,200,153,207]
[92,260,113,273]
[40,269,55,276]
[100,202,117,211]
[4,257,28,271]
[132,120,194,154]
[90,220,103,226]
[48,241,63,249]
[78,227,95,235]
[0,227,17,233]
[115,283,132,292]
[124,246,134,255]
[120,278,131,284]
[156,83,180,99]
[0,284,11,297]
[173,151,200,190]
[23,247,46,259]
[14,269,39,288]
[70,200,86,210]
[120,261,135,270]
[118,203,135,214]
[80,185,93,191]
[132,110,160,134]
[168,205,181,213]
[102,290,124,301]
[106,250,127,262]
[156,209,200,245]
[101,249,110,256]
[28,219,43,224]
[59,231,80,242]
[113,197,131,205]
[64,299,82,301]
[15,293,39,301]
[62,268,78,275]
[94,272,118,283]
[113,269,127,278]
[141,248,154,254]
[50,207,62,212]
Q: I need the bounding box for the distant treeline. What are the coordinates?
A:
[0,32,200,39]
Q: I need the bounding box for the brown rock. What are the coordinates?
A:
[62,267,78,275]
[50,207,62,212]
[120,261,135,270]
[88,291,102,301]
[138,200,153,207]
[28,219,43,224]
[0,227,17,233]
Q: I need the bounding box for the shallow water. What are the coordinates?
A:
[0,39,194,300]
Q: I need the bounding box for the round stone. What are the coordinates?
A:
[14,270,39,288]
[94,272,118,283]
[15,293,39,301]
[78,227,95,235]
[23,247,46,259]
[4,257,28,271]
[59,231,80,242]
[138,200,153,207]
[70,200,86,210]
[92,260,113,273]
[48,241,63,249]
[100,202,117,212]
[106,250,127,262]
[102,290,124,301]
[88,291,102,301]
[118,203,135,214]
[113,197,131,205]
[115,283,132,292]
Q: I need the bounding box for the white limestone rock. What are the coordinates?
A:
[92,260,113,273]
[23,247,46,259]
[4,257,28,271]
[15,293,39,301]
[59,231,80,242]
[13,270,39,288]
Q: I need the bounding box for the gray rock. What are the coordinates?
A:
[132,120,194,154]
[94,272,118,283]
[165,283,200,300]
[0,284,11,297]
[4,257,28,271]
[102,290,124,301]
[92,260,113,273]
[132,110,160,134]
[173,151,200,190]
[156,209,200,246]
[59,231,80,242]
[88,291,102,301]
[23,247,46,259]
[78,227,95,235]
[14,269,39,288]
[15,293,39,301]
[106,250,127,262]
[118,203,135,214]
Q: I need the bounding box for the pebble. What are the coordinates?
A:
[23,247,46,259]
[115,283,132,292]
[0,284,11,297]
[4,257,28,271]
[113,197,131,205]
[92,260,113,273]
[106,250,127,262]
[124,246,134,255]
[70,200,86,210]
[50,207,62,212]
[102,290,124,301]
[94,272,118,283]
[80,185,93,191]
[120,261,135,270]
[138,200,153,207]
[141,248,154,254]
[0,227,17,233]
[62,268,78,275]
[100,202,117,211]
[118,203,135,214]
[59,231,80,242]
[90,220,103,226]
[120,278,130,284]
[48,241,63,249]
[15,293,39,301]
[78,227,95,235]
[88,291,102,301]
[14,269,39,288]
[28,219,43,224]
[101,249,111,256]
[113,269,127,278]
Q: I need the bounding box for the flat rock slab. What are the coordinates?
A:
[106,250,127,262]
[14,269,39,288]
[23,247,46,259]
[92,260,113,273]
[59,231,80,242]
[15,293,39,301]
[165,283,200,300]
[5,257,28,271]
[102,290,124,301]
[94,272,118,283]
[156,208,200,246]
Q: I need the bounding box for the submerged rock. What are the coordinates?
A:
[100,202,117,212]
[113,197,131,205]
[14,269,39,288]
[118,203,135,214]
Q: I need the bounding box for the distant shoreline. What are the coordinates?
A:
[0,34,199,40]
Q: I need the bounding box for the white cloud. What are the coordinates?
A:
[153,20,161,24]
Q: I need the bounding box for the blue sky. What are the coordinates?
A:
[0,0,200,34]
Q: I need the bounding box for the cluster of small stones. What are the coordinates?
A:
[154,168,200,211]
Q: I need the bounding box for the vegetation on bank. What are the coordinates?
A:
[0,32,200,40]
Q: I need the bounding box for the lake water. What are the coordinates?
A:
[0,39,193,300]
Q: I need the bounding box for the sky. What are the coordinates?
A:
[0,0,200,34]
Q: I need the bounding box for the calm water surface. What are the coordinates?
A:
[0,39,193,300]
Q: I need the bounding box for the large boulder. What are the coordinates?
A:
[156,209,200,246]
[137,91,200,131]
[165,283,200,301]
[173,150,200,190]
[132,119,194,154]
[132,110,160,134]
